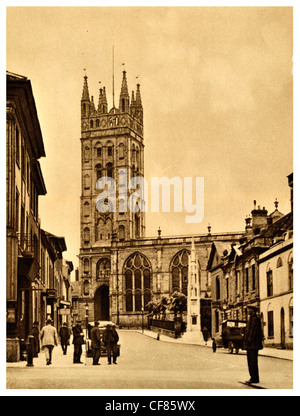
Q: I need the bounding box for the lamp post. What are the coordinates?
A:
[141,307,144,334]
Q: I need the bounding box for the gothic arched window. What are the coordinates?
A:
[106,162,113,179]
[119,225,125,241]
[136,146,140,167]
[84,174,90,190]
[96,258,111,281]
[170,250,189,296]
[135,212,140,238]
[118,143,125,159]
[83,280,89,296]
[131,144,136,163]
[83,227,90,245]
[95,142,102,158]
[83,258,90,274]
[84,201,90,217]
[95,164,102,181]
[123,253,152,312]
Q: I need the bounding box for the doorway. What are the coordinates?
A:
[94,285,109,321]
[280,307,286,349]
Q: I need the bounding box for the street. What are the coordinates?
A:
[6,331,293,390]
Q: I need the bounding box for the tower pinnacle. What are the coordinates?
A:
[119,70,130,113]
[81,75,90,101]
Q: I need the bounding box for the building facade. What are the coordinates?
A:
[6,71,47,361]
[75,70,244,331]
[6,72,71,361]
[259,231,293,349]
[208,180,293,350]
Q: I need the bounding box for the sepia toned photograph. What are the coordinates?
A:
[4,3,295,396]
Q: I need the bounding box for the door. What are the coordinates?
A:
[280,308,285,349]
[94,285,110,321]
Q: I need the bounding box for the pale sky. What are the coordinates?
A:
[5,4,293,270]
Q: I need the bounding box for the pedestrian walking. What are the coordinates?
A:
[59,322,70,355]
[112,324,119,362]
[90,321,101,365]
[244,305,264,385]
[202,326,209,345]
[31,321,40,357]
[72,320,85,364]
[212,338,217,353]
[103,324,119,365]
[40,318,58,365]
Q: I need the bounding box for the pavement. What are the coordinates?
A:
[138,329,294,361]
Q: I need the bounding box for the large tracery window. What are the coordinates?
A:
[124,253,151,312]
[170,250,189,296]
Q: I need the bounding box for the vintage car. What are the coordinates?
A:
[214,319,247,354]
[85,321,121,358]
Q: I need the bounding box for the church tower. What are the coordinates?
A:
[80,70,145,249]
[78,69,145,323]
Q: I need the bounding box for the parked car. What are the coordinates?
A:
[214,320,246,354]
[85,321,121,358]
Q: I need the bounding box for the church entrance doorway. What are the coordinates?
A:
[94,285,109,321]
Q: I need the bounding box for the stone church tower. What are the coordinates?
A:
[78,70,146,323]
[80,70,145,245]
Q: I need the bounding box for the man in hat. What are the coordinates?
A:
[40,318,58,365]
[90,321,101,365]
[59,322,71,355]
[72,320,85,364]
[244,305,264,385]
[103,324,119,365]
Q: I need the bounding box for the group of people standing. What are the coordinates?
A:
[90,321,119,365]
[33,319,119,366]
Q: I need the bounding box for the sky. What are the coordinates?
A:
[5,4,294,271]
